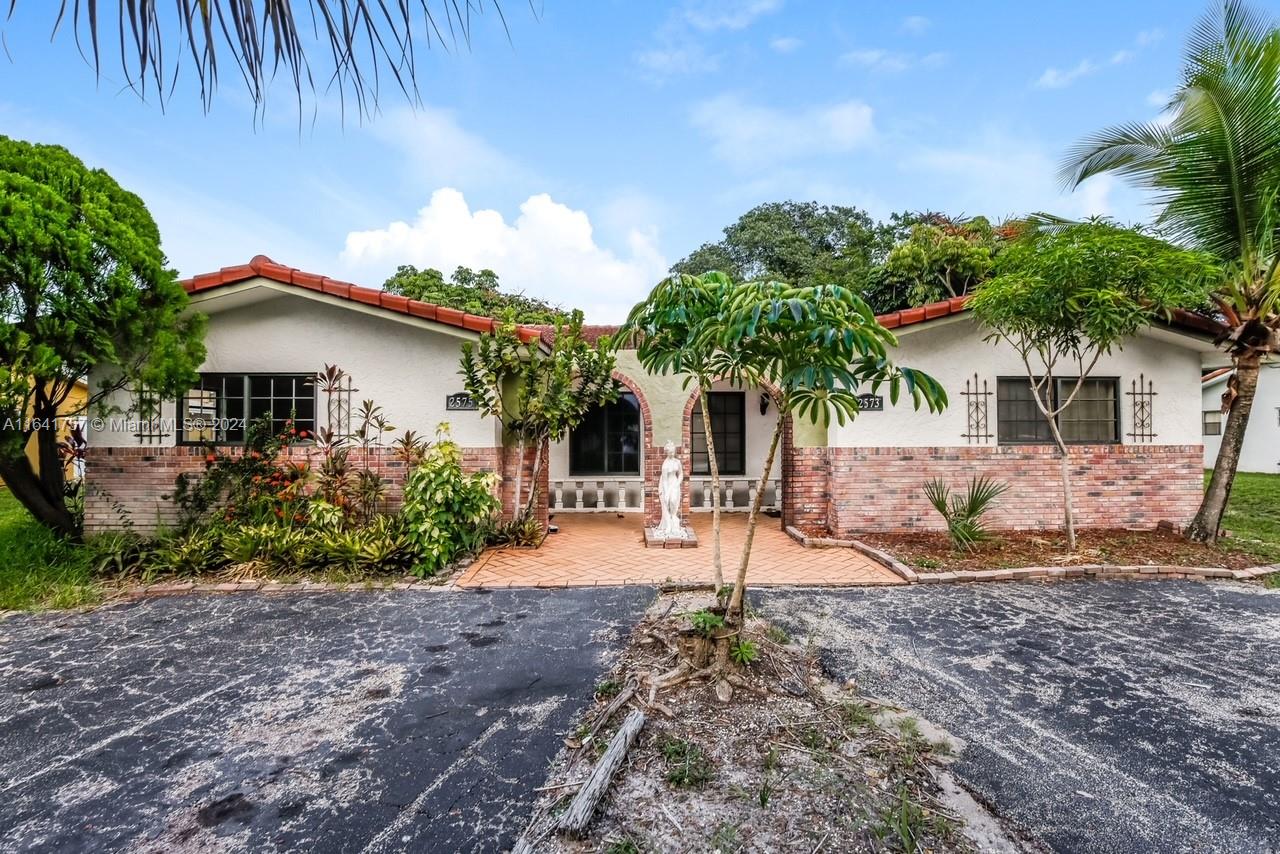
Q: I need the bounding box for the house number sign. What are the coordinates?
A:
[445,392,479,411]
[857,394,884,412]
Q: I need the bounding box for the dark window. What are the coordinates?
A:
[1203,410,1222,436]
[569,391,641,475]
[180,373,314,445]
[996,377,1119,445]
[691,391,746,475]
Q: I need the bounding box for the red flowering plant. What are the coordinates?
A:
[171,415,309,530]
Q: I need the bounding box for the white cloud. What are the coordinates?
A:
[371,106,525,190]
[1147,88,1172,108]
[769,35,803,53]
[840,48,946,73]
[903,128,1131,222]
[1036,58,1098,89]
[901,15,931,35]
[340,189,669,323]
[636,44,721,76]
[684,0,783,31]
[1036,29,1162,90]
[690,94,875,168]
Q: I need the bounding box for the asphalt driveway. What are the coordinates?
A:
[0,587,652,853]
[762,581,1280,854]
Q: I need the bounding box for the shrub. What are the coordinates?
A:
[921,476,1009,551]
[401,424,500,576]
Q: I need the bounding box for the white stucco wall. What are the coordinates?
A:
[829,315,1206,448]
[88,284,500,449]
[1201,364,1280,473]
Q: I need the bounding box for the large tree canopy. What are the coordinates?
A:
[672,202,904,296]
[382,264,564,324]
[0,135,205,536]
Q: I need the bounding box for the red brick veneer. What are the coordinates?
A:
[820,444,1203,535]
[84,444,506,533]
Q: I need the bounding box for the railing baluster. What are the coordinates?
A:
[574,481,584,510]
[595,481,605,509]
[554,480,563,510]
[724,480,735,509]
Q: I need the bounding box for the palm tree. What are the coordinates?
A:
[11,1,520,116]
[1060,0,1280,543]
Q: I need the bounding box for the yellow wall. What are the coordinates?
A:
[21,380,89,476]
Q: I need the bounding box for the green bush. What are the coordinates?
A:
[402,425,500,576]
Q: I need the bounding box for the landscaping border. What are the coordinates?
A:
[783,525,1279,585]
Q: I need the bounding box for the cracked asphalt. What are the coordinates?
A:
[0,587,653,853]
[761,581,1280,854]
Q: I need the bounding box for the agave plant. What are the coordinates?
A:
[922,476,1009,552]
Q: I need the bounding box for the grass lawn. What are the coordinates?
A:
[0,490,100,612]
[1214,471,1280,586]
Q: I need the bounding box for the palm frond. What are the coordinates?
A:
[25,0,525,117]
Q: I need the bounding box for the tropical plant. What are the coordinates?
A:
[619,272,743,589]
[459,310,619,532]
[921,477,1010,551]
[1060,0,1280,544]
[969,222,1218,551]
[716,278,948,621]
[879,215,1003,307]
[0,135,206,536]
[401,424,500,576]
[383,265,565,324]
[10,2,518,116]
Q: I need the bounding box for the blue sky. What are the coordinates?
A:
[0,0,1223,320]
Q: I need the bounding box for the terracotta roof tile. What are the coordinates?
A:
[180,255,542,343]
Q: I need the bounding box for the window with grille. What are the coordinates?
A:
[996,377,1119,445]
[569,391,641,475]
[1203,410,1223,436]
[179,374,315,445]
[691,391,746,476]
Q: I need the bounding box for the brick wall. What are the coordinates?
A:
[499,440,550,531]
[824,444,1203,535]
[85,444,506,533]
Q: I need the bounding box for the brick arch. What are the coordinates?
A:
[679,379,791,526]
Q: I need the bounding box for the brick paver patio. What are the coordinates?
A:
[455,513,901,588]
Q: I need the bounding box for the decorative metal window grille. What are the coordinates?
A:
[961,374,993,444]
[1126,373,1157,443]
[132,385,169,445]
[315,365,355,438]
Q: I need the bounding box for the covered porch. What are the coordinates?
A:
[455,513,900,588]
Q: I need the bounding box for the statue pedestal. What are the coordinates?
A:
[644,526,699,549]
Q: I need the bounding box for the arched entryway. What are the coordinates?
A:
[547,370,654,519]
[680,379,790,526]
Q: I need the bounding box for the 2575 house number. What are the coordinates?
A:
[445,392,479,411]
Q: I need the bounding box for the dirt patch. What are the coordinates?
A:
[860,528,1260,572]
[518,594,997,853]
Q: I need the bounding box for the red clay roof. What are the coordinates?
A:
[181,255,543,344]
[1202,366,1233,384]
[881,294,1225,339]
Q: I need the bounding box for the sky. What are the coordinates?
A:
[0,0,1229,321]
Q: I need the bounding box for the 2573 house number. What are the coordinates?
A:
[857,394,884,411]
[445,393,479,411]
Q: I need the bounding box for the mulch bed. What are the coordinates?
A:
[519,594,978,853]
[859,528,1260,572]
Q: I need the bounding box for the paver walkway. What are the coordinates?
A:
[456,513,899,588]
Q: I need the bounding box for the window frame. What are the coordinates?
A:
[691,391,747,476]
[1203,409,1223,437]
[568,390,642,477]
[178,372,316,446]
[995,376,1122,446]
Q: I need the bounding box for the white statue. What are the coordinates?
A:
[655,440,686,539]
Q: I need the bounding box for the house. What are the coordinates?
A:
[84,256,1223,538]
[0,377,90,488]
[1201,364,1280,473]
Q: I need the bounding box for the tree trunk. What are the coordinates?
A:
[1045,418,1077,553]
[0,452,78,538]
[698,386,724,591]
[522,437,545,519]
[511,436,526,521]
[727,412,784,622]
[1189,356,1260,544]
